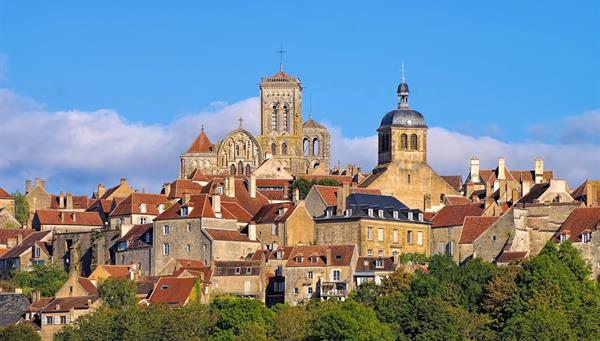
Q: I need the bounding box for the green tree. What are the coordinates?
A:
[289,178,340,200]
[210,296,274,338]
[269,304,313,341]
[0,323,41,341]
[97,277,137,309]
[12,263,68,297]
[482,266,519,331]
[12,191,29,226]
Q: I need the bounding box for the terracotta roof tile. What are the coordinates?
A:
[0,188,12,199]
[459,216,499,244]
[313,185,381,207]
[203,228,253,242]
[49,194,91,210]
[250,246,294,261]
[148,277,197,306]
[41,296,98,313]
[251,202,295,224]
[496,251,528,264]
[0,229,34,245]
[109,193,169,217]
[213,260,261,276]
[286,245,355,267]
[167,179,203,199]
[556,207,600,242]
[186,131,213,153]
[77,277,98,295]
[0,231,50,260]
[431,204,483,228]
[441,176,462,192]
[188,168,210,182]
[255,179,291,187]
[444,196,471,206]
[29,297,53,312]
[35,210,103,227]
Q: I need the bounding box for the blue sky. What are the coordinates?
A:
[0,1,598,194]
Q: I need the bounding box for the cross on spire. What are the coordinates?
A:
[201,124,204,133]
[238,117,244,128]
[276,43,287,72]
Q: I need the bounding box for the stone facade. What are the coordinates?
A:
[431,225,463,263]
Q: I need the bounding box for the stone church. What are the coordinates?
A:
[179,69,331,179]
[359,77,460,211]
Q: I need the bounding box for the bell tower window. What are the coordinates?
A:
[401,134,408,150]
[411,134,418,150]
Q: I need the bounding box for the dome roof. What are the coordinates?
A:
[379,109,427,129]
[397,81,409,94]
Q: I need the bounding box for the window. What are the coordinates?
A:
[447,242,454,257]
[185,244,191,253]
[378,250,384,257]
[407,231,413,244]
[332,270,341,281]
[407,174,411,184]
[393,211,399,219]
[367,227,373,240]
[33,246,40,258]
[307,287,314,294]
[307,271,314,279]
[235,267,241,274]
[378,228,384,241]
[158,204,165,214]
[294,288,299,295]
[492,235,497,241]
[68,286,73,294]
[408,212,413,220]
[216,186,223,195]
[140,203,147,213]
[410,134,418,150]
[271,224,278,236]
[310,256,318,263]
[368,209,374,217]
[161,285,169,290]
[418,213,423,221]
[275,282,284,292]
[181,207,189,216]
[281,143,288,155]
[60,316,67,324]
[276,266,283,276]
[581,233,591,243]
[140,217,147,224]
[295,256,303,263]
[378,209,384,218]
[367,249,373,257]
[375,258,384,268]
[187,223,192,232]
[246,267,252,274]
[119,218,124,227]
[117,241,127,251]
[392,229,399,243]
[162,224,170,235]
[417,231,424,246]
[144,233,151,244]
[559,234,567,242]
[46,316,53,325]
[162,243,170,255]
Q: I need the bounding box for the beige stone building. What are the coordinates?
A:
[210,260,264,300]
[251,201,314,247]
[0,231,52,272]
[571,180,600,207]
[108,192,170,237]
[0,187,15,217]
[32,210,104,233]
[358,78,459,211]
[555,207,600,279]
[430,203,484,263]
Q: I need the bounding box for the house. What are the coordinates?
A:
[88,264,132,284]
[314,193,430,258]
[458,216,499,263]
[0,231,52,272]
[0,229,33,256]
[32,210,104,233]
[354,256,398,286]
[304,184,381,218]
[0,293,30,326]
[108,193,170,237]
[283,244,357,305]
[114,223,153,275]
[0,207,22,229]
[147,277,201,306]
[430,203,483,263]
[0,187,15,217]
[251,201,314,247]
[95,178,135,201]
[250,247,294,306]
[571,180,600,207]
[211,260,264,300]
[555,207,600,279]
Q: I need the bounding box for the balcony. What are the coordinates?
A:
[320,282,349,298]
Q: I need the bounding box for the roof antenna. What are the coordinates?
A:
[276,43,287,72]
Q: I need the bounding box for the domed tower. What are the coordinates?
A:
[377,76,428,166]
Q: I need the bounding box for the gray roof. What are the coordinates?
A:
[347,193,407,210]
[379,109,427,129]
[0,293,29,326]
[397,81,409,93]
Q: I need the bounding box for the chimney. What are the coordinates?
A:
[249,175,256,199]
[534,158,544,184]
[497,157,506,180]
[521,180,531,197]
[182,192,191,205]
[66,193,73,209]
[97,184,106,198]
[58,192,65,209]
[60,211,65,223]
[226,176,236,198]
[470,157,480,183]
[293,188,300,204]
[32,291,41,302]
[120,178,127,186]
[336,183,350,215]
[212,195,221,218]
[35,178,44,189]
[25,179,31,194]
[16,233,22,244]
[55,304,60,310]
[86,299,91,306]
[325,248,332,266]
[393,253,399,265]
[162,182,171,197]
[248,222,256,241]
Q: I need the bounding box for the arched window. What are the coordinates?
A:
[303,138,309,156]
[411,134,418,150]
[283,104,289,132]
[281,143,288,155]
[271,103,278,132]
[312,138,320,156]
[230,164,236,175]
[378,134,383,152]
[236,144,240,156]
[401,134,408,150]
[245,164,252,175]
[271,143,277,155]
[238,161,244,175]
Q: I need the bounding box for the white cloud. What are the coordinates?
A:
[0,88,597,194]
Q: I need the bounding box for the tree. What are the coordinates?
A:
[12,191,29,226]
[269,304,312,341]
[97,277,137,309]
[12,263,68,297]
[289,178,340,200]
[0,323,41,341]
[482,266,519,331]
[210,296,274,338]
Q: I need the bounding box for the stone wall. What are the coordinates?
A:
[116,247,152,275]
[431,225,463,263]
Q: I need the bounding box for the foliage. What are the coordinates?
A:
[210,295,274,339]
[12,263,68,297]
[0,323,41,341]
[269,304,312,341]
[97,277,137,309]
[289,178,340,200]
[12,191,29,226]
[398,252,428,265]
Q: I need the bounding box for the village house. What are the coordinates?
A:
[108,192,170,237]
[0,231,51,272]
[429,203,484,263]
[304,184,381,218]
[32,210,104,233]
[114,223,153,275]
[555,207,600,279]
[571,180,600,207]
[211,260,264,300]
[250,201,314,247]
[314,193,430,258]
[250,247,294,306]
[354,256,398,286]
[146,277,201,306]
[458,216,499,263]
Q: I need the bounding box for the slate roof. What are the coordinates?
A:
[35,210,103,226]
[515,183,551,204]
[251,202,295,224]
[459,216,499,244]
[0,293,29,326]
[286,245,355,267]
[555,207,600,242]
[0,188,12,199]
[347,193,408,210]
[355,257,396,272]
[444,196,472,206]
[116,223,152,249]
[109,193,169,217]
[148,277,197,306]
[213,260,261,276]
[40,296,98,313]
[313,185,381,207]
[431,204,483,228]
[0,231,50,260]
[186,131,213,153]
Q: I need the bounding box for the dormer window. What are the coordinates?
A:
[581,232,591,243]
[158,204,165,214]
[559,234,567,242]
[278,208,285,216]
[310,256,318,263]
[393,211,399,219]
[276,250,283,260]
[245,267,252,274]
[140,203,147,214]
[326,209,333,217]
[117,241,127,251]
[181,207,189,216]
[378,209,384,218]
[418,213,423,221]
[294,256,303,263]
[368,208,374,217]
[33,245,40,258]
[162,224,170,235]
[408,212,414,220]
[345,209,352,217]
[235,267,241,274]
[144,233,151,244]
[216,186,223,195]
[375,258,384,268]
[161,285,169,290]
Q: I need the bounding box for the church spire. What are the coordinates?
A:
[397,63,410,110]
[276,43,287,72]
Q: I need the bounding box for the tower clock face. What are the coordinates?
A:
[407,119,412,126]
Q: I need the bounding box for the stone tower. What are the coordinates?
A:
[257,70,305,173]
[377,77,427,167]
[302,118,331,173]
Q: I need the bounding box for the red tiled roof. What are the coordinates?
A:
[89,265,130,280]
[188,168,210,182]
[556,207,600,242]
[0,188,12,199]
[29,297,53,312]
[286,245,355,267]
[0,229,34,245]
[78,277,98,295]
[257,189,287,201]
[459,216,499,244]
[422,212,435,222]
[116,223,152,249]
[86,199,115,215]
[255,179,291,187]
[41,296,98,313]
[431,204,483,228]
[148,277,197,306]
[444,196,471,206]
[441,176,462,192]
[35,210,103,227]
[175,259,205,268]
[186,131,213,153]
[250,246,294,261]
[109,193,169,217]
[496,251,528,264]
[203,228,253,242]
[167,179,203,199]
[251,202,295,224]
[313,185,381,207]
[49,194,91,210]
[0,231,50,260]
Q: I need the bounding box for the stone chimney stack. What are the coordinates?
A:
[35,178,44,189]
[25,179,31,194]
[182,192,191,205]
[521,180,531,197]
[162,182,171,197]
[66,193,73,209]
[534,158,544,184]
[325,247,332,266]
[248,221,257,241]
[120,178,128,186]
[97,184,106,198]
[336,183,350,215]
[470,157,480,183]
[60,211,65,223]
[293,188,300,204]
[249,175,256,199]
[497,157,506,180]
[212,195,221,218]
[59,192,65,209]
[226,176,236,198]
